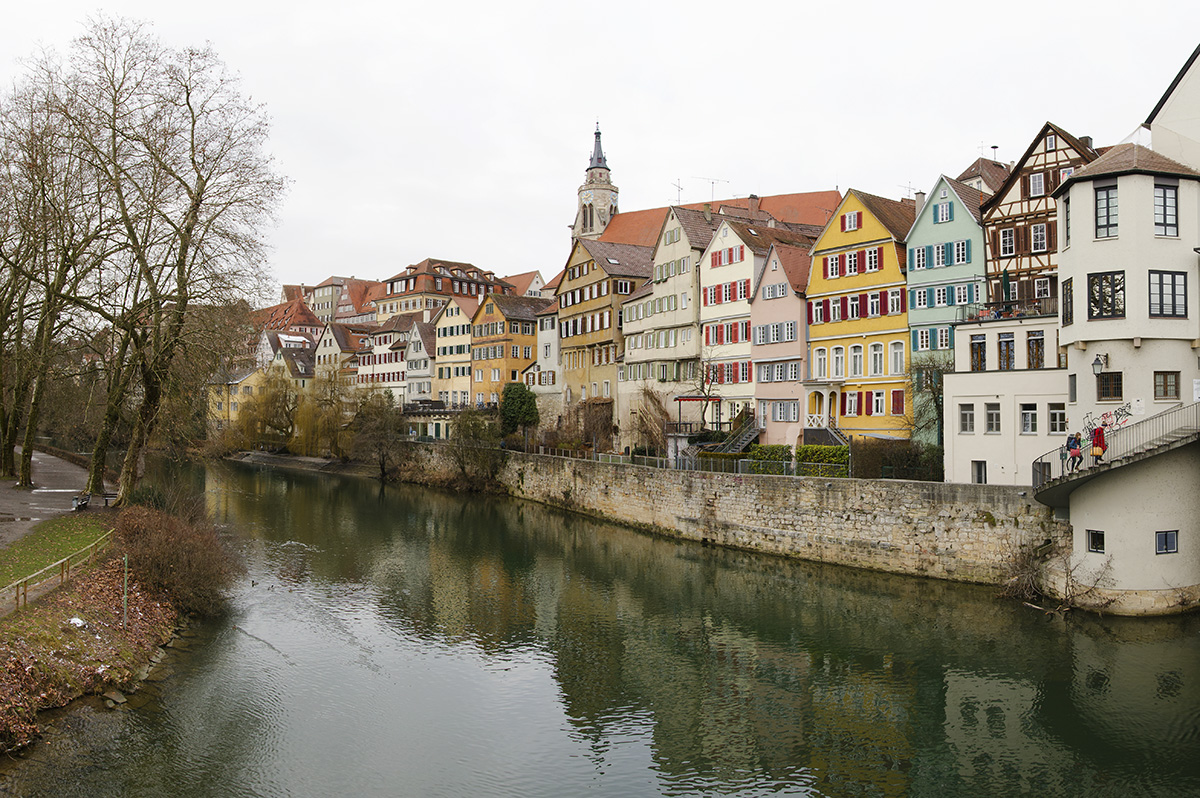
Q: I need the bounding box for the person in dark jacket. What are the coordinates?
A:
[1067,432,1084,473]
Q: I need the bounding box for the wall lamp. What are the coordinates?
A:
[1091,354,1109,375]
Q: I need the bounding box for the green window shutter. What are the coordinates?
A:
[911,329,920,350]
[925,245,933,265]
[944,243,954,265]
[947,285,956,306]
[927,287,936,306]
[947,203,954,222]
[965,239,972,262]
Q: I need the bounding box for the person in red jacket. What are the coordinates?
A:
[1091,425,1107,465]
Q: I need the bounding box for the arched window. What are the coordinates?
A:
[869,343,885,376]
[815,348,827,379]
[833,346,845,378]
[850,345,864,377]
[889,341,905,375]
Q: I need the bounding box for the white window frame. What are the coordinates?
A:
[890,341,904,375]
[917,328,930,351]
[1032,223,1047,253]
[1030,172,1045,197]
[1000,228,1015,257]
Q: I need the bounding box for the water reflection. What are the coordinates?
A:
[3,460,1198,797]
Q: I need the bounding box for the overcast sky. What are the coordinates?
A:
[3,2,1197,302]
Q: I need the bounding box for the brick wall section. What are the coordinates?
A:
[492,451,1068,586]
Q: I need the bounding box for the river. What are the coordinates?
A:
[2,459,1198,797]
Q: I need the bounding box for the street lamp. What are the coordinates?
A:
[1091,354,1107,375]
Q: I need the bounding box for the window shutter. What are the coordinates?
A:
[840,392,847,416]
[989,230,1000,256]
[840,214,847,232]
[947,203,954,222]
[965,239,972,262]
[856,211,863,228]
[742,279,750,297]
[908,247,914,266]
[862,391,870,415]
[823,299,831,320]
[1021,176,1030,199]
[909,289,916,308]
[859,294,868,317]
[879,290,888,313]
[858,249,867,270]
[738,245,745,261]
[900,290,906,312]
[911,329,919,350]
[930,331,938,350]
[947,286,956,306]
[927,287,936,306]
[807,301,813,324]
[944,243,954,264]
[731,365,739,383]
[948,327,955,348]
[877,247,884,268]
[1047,222,1057,250]
[705,326,711,345]
[711,252,719,267]
[840,296,849,318]
[892,390,904,415]
[932,203,940,223]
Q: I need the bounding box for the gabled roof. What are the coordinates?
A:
[544,270,564,290]
[251,297,322,331]
[502,270,542,296]
[342,279,385,314]
[597,190,840,248]
[943,178,985,224]
[281,284,305,302]
[1147,43,1200,125]
[852,190,917,241]
[383,258,514,291]
[955,158,1012,195]
[327,322,377,352]
[764,243,812,295]
[981,122,1100,213]
[408,323,436,356]
[374,311,423,334]
[447,293,480,319]
[481,294,554,322]
[623,280,655,304]
[1052,142,1200,197]
[536,297,560,316]
[279,348,315,380]
[576,239,654,279]
[723,219,820,257]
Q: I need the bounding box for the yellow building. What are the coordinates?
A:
[207,367,267,434]
[804,190,916,441]
[556,238,652,410]
[432,295,479,408]
[469,294,553,405]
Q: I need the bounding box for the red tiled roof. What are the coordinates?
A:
[955,158,1012,195]
[577,239,654,279]
[251,298,321,332]
[597,190,841,248]
[852,190,916,241]
[501,270,542,296]
[766,243,813,294]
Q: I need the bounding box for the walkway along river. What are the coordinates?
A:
[2,459,1198,797]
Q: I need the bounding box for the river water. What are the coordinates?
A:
[2,460,1199,797]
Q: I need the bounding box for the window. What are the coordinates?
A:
[813,302,824,324]
[934,286,947,307]
[913,289,928,309]
[1064,195,1071,247]
[912,247,926,270]
[1156,530,1179,555]
[937,327,950,350]
[985,403,1001,433]
[1049,403,1067,434]
[1087,530,1105,553]
[850,345,863,377]
[1000,228,1015,256]
[1155,184,1178,236]
[1031,223,1047,253]
[1149,271,1187,318]
[869,343,884,375]
[830,300,842,322]
[815,348,827,378]
[970,334,986,372]
[1088,271,1125,319]
[1045,134,1056,151]
[889,289,902,314]
[960,404,975,433]
[918,328,930,351]
[1095,185,1118,238]
[1027,331,1044,369]
[1155,371,1180,400]
[934,245,946,268]
[866,248,880,271]
[1020,403,1038,433]
[872,391,885,416]
[844,212,858,231]
[1097,371,1123,401]
[1030,172,1045,197]
[971,461,987,484]
[954,240,968,264]
[1035,278,1051,299]
[935,202,952,223]
[869,294,881,317]
[1062,278,1074,326]
[955,284,970,305]
[845,392,859,416]
[998,333,1015,370]
[833,347,844,378]
[890,341,904,375]
[846,251,859,275]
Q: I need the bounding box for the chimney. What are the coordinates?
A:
[703,203,712,222]
[913,191,926,212]
[1080,135,1094,151]
[748,194,760,216]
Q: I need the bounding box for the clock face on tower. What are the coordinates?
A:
[582,190,594,203]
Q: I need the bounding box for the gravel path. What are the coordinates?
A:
[0,451,93,551]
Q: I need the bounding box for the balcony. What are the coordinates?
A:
[957,296,1057,323]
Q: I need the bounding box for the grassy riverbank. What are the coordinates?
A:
[0,507,237,753]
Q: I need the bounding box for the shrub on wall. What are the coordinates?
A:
[795,444,850,478]
[749,444,793,475]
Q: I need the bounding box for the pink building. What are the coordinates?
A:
[751,243,811,446]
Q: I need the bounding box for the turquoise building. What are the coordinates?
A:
[904,177,986,444]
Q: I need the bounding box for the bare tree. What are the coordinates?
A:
[903,350,954,446]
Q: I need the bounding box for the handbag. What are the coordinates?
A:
[1069,447,1081,457]
[1091,445,1103,456]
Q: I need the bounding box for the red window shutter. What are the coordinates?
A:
[702,289,708,306]
[892,389,904,415]
[859,294,868,316]
[863,391,872,415]
[807,301,814,324]
[730,324,738,343]
[900,290,907,312]
[712,252,719,267]
[879,290,888,314]
[822,299,831,320]
[742,279,750,297]
[732,365,739,383]
[876,247,884,267]
[840,296,848,318]
[840,214,847,232]
[738,245,745,261]
[718,366,725,384]
[705,326,711,345]
[839,391,847,415]
[856,211,863,228]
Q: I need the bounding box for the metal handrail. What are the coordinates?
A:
[1032,401,1200,488]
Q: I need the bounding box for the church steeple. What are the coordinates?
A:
[573,124,618,240]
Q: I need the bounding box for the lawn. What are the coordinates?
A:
[0,513,113,587]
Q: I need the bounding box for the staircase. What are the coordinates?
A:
[711,410,760,454]
[1033,401,1200,508]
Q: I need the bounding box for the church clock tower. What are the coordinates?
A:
[573,125,618,240]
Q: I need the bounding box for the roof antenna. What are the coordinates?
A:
[672,178,684,204]
[991,145,999,161]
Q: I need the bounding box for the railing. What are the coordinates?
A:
[958,296,1058,323]
[711,411,759,454]
[1032,401,1200,489]
[2,530,113,613]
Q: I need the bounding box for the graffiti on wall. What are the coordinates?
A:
[1080,403,1133,438]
